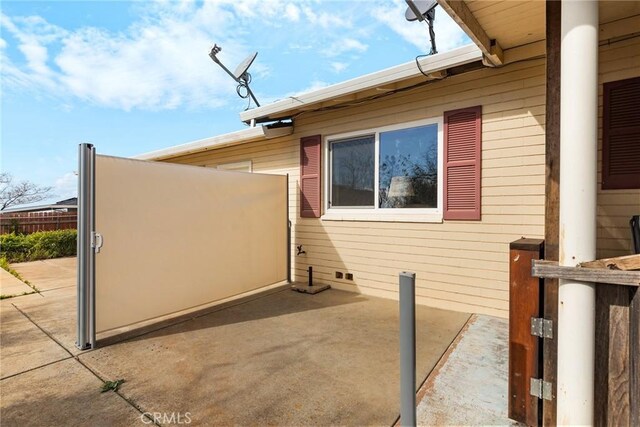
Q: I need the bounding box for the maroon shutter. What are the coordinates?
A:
[443,106,482,220]
[300,135,321,218]
[602,76,640,190]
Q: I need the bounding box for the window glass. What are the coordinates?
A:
[379,124,438,209]
[331,136,375,207]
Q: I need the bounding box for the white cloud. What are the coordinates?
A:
[331,61,348,73]
[285,4,301,22]
[54,172,77,198]
[370,0,470,53]
[224,0,293,19]
[1,5,244,110]
[0,14,63,92]
[301,6,352,29]
[1,0,468,112]
[250,62,271,80]
[287,42,313,52]
[290,80,330,97]
[0,0,360,111]
[321,38,368,57]
[20,42,49,75]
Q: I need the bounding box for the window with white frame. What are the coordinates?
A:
[325,118,443,221]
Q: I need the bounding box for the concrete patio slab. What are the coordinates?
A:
[0,304,71,379]
[11,286,80,355]
[416,314,520,426]
[0,358,146,426]
[1,292,43,310]
[6,257,484,425]
[0,269,34,296]
[80,289,470,426]
[11,258,76,292]
[41,256,77,271]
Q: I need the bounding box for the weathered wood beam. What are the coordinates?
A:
[580,254,640,271]
[426,69,448,80]
[436,0,504,66]
[543,1,561,424]
[532,260,640,287]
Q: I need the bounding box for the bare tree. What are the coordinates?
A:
[0,173,54,210]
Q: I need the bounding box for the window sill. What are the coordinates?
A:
[321,211,443,223]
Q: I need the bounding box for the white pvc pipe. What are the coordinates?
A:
[557,0,598,425]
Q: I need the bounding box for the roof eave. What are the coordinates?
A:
[239,44,482,123]
[134,126,266,161]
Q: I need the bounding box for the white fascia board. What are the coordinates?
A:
[240,44,482,122]
[134,126,265,161]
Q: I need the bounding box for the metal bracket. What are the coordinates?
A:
[91,232,103,254]
[530,317,553,339]
[530,378,553,401]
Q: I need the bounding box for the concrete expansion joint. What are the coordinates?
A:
[73,356,161,426]
[9,301,159,425]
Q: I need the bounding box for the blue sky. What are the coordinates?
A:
[1,0,469,204]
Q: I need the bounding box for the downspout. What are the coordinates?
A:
[557,0,598,424]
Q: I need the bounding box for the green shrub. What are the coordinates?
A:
[0,233,31,260]
[0,230,77,262]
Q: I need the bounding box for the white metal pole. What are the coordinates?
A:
[558,0,598,424]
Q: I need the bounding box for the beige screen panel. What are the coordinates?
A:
[95,155,287,333]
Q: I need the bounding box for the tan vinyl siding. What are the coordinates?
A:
[597,36,640,258]
[166,58,546,318]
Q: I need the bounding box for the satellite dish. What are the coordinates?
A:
[209,45,261,108]
[405,0,438,55]
[233,52,258,80]
[405,0,437,22]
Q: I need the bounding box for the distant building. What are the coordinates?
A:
[1,197,78,214]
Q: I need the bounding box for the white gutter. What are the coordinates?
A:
[239,44,482,122]
[135,126,266,161]
[135,122,296,161]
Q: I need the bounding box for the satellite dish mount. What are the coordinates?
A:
[209,45,261,108]
[405,0,438,55]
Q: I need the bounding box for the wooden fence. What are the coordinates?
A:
[0,211,77,234]
[509,237,640,426]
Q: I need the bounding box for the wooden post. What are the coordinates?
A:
[509,238,544,426]
[543,1,561,425]
[594,285,631,426]
[593,284,640,426]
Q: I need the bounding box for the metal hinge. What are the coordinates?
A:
[530,378,553,401]
[530,317,553,339]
